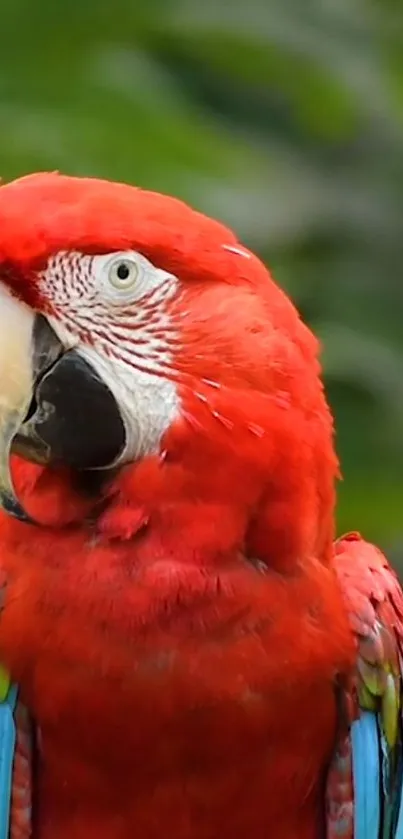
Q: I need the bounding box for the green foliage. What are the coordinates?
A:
[0,0,402,557]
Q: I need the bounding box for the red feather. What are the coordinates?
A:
[0,173,396,839]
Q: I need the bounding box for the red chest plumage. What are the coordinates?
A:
[0,490,353,839]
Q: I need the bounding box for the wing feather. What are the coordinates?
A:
[326,533,403,839]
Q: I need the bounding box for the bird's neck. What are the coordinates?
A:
[10,401,336,573]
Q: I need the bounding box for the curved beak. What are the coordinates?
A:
[0,285,126,523]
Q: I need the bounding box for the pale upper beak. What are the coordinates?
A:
[0,285,44,520]
[0,284,126,523]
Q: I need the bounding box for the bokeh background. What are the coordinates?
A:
[1,0,403,560]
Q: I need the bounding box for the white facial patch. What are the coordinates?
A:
[40,250,181,463]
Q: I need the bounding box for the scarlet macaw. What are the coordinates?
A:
[0,172,400,839]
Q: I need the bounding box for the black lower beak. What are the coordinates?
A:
[20,340,126,470]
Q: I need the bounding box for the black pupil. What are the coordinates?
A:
[116,262,130,280]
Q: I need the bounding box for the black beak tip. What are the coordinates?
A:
[0,491,34,524]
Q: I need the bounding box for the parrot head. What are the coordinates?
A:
[0,172,337,566]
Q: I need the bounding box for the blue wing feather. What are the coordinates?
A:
[351,712,381,839]
[0,684,17,839]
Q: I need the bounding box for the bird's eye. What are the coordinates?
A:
[108,259,139,290]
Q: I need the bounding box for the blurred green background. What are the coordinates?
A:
[1,0,403,559]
